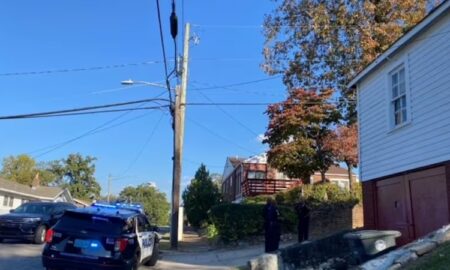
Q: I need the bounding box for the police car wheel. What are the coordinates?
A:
[144,242,159,266]
[34,225,46,244]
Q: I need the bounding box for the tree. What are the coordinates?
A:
[182,164,222,228]
[326,124,358,190]
[0,154,57,185]
[51,153,101,200]
[263,0,434,122]
[119,184,170,226]
[264,89,339,183]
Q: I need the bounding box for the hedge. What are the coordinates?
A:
[209,203,297,243]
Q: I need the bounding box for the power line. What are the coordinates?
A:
[155,0,174,105]
[190,75,282,90]
[0,60,163,77]
[30,91,168,157]
[187,116,258,155]
[0,98,169,120]
[194,88,262,137]
[118,113,166,177]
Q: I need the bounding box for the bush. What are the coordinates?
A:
[209,203,297,243]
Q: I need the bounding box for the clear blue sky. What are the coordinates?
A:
[0,0,287,198]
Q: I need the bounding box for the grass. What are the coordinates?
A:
[403,241,450,270]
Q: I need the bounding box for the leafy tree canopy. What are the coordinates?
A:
[182,164,221,228]
[263,0,435,122]
[51,153,101,200]
[119,184,170,226]
[0,154,57,186]
[264,89,339,183]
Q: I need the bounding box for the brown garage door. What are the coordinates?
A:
[376,176,412,245]
[408,166,449,238]
[371,166,449,245]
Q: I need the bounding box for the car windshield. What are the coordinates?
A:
[13,204,53,214]
[55,211,125,235]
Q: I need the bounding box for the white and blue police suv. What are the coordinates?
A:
[42,202,160,270]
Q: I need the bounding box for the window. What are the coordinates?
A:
[137,215,151,232]
[9,196,14,207]
[3,196,8,207]
[390,66,408,127]
[247,171,266,179]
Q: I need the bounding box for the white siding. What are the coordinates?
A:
[358,12,450,181]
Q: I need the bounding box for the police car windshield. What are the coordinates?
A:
[14,203,53,214]
[55,211,125,235]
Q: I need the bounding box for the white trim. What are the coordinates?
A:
[385,56,413,132]
[357,84,363,180]
[0,188,60,201]
[348,1,450,88]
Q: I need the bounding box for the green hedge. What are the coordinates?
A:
[210,183,360,243]
[209,203,297,243]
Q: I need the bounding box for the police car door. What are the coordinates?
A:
[136,215,154,262]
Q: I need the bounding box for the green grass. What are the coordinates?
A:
[403,242,450,270]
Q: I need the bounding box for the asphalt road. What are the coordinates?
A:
[0,240,233,270]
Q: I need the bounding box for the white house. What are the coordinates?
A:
[348,1,450,244]
[0,177,73,214]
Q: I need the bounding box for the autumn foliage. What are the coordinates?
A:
[264,89,339,183]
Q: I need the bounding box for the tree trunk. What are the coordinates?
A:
[346,161,354,191]
[320,171,327,183]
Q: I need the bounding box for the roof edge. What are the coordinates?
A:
[348,0,450,88]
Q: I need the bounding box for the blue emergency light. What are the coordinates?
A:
[91,202,144,213]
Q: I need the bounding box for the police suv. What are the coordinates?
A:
[42,202,160,270]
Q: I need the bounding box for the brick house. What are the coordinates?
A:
[221,154,357,202]
[348,1,450,245]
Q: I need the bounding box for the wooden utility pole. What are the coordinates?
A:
[170,22,190,249]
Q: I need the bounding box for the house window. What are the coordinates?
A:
[8,196,14,207]
[3,196,8,207]
[248,171,266,179]
[390,66,408,126]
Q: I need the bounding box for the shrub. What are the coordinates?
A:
[209,203,297,243]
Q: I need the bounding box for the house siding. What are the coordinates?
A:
[358,11,450,181]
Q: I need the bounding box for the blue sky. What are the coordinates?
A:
[0,0,287,198]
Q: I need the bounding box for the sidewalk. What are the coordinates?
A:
[157,228,295,270]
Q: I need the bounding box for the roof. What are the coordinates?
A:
[348,0,450,88]
[0,177,64,200]
[67,204,140,220]
[228,157,246,168]
[73,198,91,206]
[323,165,354,176]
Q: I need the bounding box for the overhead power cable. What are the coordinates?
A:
[192,82,260,137]
[31,91,168,157]
[190,75,282,91]
[0,60,163,77]
[0,98,169,120]
[155,0,174,105]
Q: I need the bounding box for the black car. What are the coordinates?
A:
[0,201,76,244]
[42,202,160,270]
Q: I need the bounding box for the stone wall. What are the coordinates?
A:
[308,205,363,240]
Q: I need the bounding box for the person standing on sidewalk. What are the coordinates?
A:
[263,197,281,253]
[296,200,310,243]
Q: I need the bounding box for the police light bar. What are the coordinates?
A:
[91,202,117,209]
[115,203,144,213]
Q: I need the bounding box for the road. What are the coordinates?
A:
[0,240,236,270]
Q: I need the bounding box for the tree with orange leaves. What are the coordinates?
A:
[264,89,340,184]
[325,124,359,190]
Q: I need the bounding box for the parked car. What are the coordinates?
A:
[0,201,76,244]
[42,202,160,270]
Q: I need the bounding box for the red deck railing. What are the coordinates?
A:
[242,178,301,196]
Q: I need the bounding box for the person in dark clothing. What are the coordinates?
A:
[263,197,281,253]
[295,201,310,243]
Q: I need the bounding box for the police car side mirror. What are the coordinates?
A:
[9,209,15,213]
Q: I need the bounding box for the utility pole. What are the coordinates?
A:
[107,174,112,202]
[170,22,190,249]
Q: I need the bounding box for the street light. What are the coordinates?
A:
[121,79,168,89]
